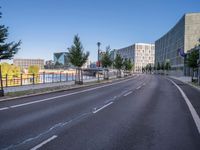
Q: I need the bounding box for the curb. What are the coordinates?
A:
[169,76,200,92]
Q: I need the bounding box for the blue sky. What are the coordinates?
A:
[1,0,200,62]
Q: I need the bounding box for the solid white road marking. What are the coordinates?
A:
[0,107,9,111]
[30,135,57,150]
[0,77,136,111]
[169,79,200,134]
[93,102,113,114]
[136,86,142,90]
[123,91,133,97]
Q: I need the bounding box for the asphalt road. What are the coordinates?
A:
[0,74,200,150]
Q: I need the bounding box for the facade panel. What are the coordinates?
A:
[116,43,155,72]
[13,59,44,70]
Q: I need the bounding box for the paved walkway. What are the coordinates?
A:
[170,76,200,90]
[3,77,106,93]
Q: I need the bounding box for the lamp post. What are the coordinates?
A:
[198,45,200,85]
[97,42,101,82]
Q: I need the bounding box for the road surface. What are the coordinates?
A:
[0,74,200,150]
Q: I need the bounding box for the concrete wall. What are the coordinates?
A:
[185,13,200,52]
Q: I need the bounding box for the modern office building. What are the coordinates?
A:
[53,52,70,68]
[110,49,117,61]
[116,43,155,72]
[155,12,200,76]
[13,59,44,70]
[44,60,55,69]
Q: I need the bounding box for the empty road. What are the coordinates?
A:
[0,74,200,150]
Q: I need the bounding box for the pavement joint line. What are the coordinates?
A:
[3,112,90,150]
[93,102,113,114]
[123,91,133,97]
[0,77,135,111]
[30,135,58,150]
[168,78,200,134]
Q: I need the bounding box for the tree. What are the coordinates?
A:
[12,65,20,77]
[1,63,20,78]
[165,62,171,71]
[149,64,152,73]
[0,10,21,96]
[101,46,112,79]
[124,58,133,71]
[101,46,112,68]
[68,35,89,84]
[161,62,165,71]
[28,65,39,75]
[123,58,133,76]
[114,54,123,78]
[187,50,199,82]
[157,62,160,71]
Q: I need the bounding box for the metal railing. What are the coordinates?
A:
[1,72,96,87]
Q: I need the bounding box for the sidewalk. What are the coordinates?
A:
[3,77,106,93]
[170,76,200,91]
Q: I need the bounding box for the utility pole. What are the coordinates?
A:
[97,42,101,82]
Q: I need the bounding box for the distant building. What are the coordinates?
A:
[13,58,44,70]
[90,62,97,68]
[53,52,71,68]
[44,60,54,69]
[110,49,117,61]
[155,12,200,76]
[116,43,155,72]
[82,59,90,69]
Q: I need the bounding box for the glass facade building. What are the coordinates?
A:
[155,13,200,76]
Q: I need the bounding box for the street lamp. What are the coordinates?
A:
[97,42,101,82]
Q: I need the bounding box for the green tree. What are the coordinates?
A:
[0,10,21,96]
[124,58,133,71]
[101,46,112,79]
[161,62,165,71]
[157,62,160,71]
[165,62,171,71]
[28,65,39,75]
[101,46,112,68]
[149,64,152,73]
[114,54,123,78]
[187,50,199,82]
[68,35,89,84]
[123,58,133,76]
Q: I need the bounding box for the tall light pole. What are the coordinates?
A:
[97,42,101,82]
